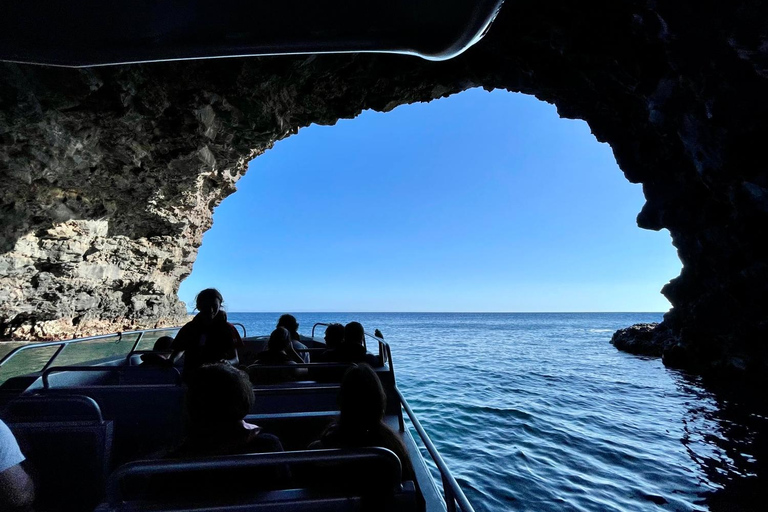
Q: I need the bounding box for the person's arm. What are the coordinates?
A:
[0,420,34,511]
[224,324,243,365]
[286,342,305,364]
[168,325,190,365]
[224,348,240,366]
[0,464,34,510]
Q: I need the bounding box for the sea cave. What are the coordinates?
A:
[1,1,768,382]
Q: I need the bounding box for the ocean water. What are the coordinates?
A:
[226,312,763,512]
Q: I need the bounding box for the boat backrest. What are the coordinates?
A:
[40,366,182,388]
[3,394,114,512]
[252,383,341,414]
[2,393,104,422]
[98,448,416,512]
[23,366,399,468]
[246,411,339,451]
[39,385,187,467]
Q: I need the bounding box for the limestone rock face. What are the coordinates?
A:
[1,1,768,377]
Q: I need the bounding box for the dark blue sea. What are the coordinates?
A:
[227,312,762,512]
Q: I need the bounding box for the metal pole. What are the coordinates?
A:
[40,344,66,372]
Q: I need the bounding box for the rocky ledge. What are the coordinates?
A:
[611,323,671,358]
[1,1,768,380]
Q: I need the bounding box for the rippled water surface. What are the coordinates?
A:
[227,312,762,512]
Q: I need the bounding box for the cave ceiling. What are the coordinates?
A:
[1,1,767,376]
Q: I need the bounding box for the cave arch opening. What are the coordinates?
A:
[178,88,681,314]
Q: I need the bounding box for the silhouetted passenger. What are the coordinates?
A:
[156,364,289,498]
[249,328,301,383]
[320,322,380,367]
[171,363,283,458]
[324,323,345,350]
[309,364,414,481]
[0,418,34,510]
[140,336,174,366]
[277,314,310,363]
[170,289,243,379]
[313,323,345,364]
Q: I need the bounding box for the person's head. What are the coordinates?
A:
[152,336,174,358]
[338,364,386,429]
[277,314,299,339]
[268,327,291,353]
[344,322,365,346]
[195,288,224,325]
[186,363,254,430]
[324,323,345,349]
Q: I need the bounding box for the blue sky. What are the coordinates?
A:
[178,88,681,313]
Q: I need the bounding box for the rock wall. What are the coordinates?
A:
[1,1,767,375]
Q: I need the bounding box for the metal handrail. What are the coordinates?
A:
[396,387,475,512]
[232,322,247,338]
[0,327,181,373]
[310,322,328,338]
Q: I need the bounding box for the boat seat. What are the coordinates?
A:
[3,395,114,512]
[246,411,339,451]
[252,383,341,415]
[97,448,417,512]
[39,384,186,467]
[2,393,104,422]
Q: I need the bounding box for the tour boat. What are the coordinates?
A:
[0,324,475,511]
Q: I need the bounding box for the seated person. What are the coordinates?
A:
[137,364,290,500]
[313,323,344,363]
[139,336,174,366]
[171,363,284,458]
[310,324,349,381]
[320,322,380,367]
[0,418,34,511]
[309,364,414,482]
[277,314,310,363]
[324,323,345,350]
[169,288,243,379]
[248,328,302,383]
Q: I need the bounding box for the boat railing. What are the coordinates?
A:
[395,386,475,512]
[232,322,247,338]
[305,328,472,511]
[0,326,181,376]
